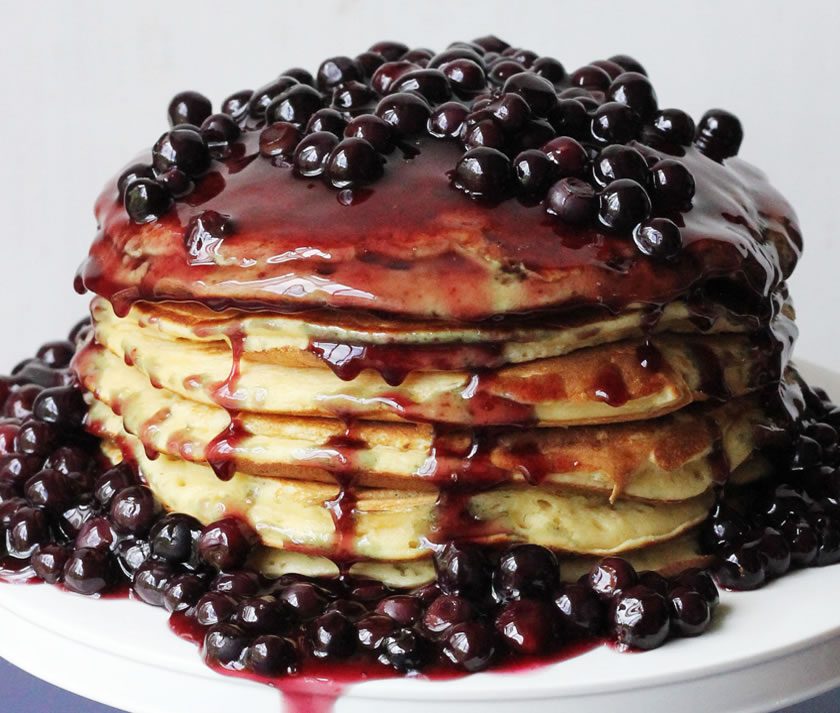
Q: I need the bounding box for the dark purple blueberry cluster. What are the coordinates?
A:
[700,385,840,590]
[117,37,744,263]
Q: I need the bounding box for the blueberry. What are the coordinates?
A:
[232,595,290,634]
[163,573,208,613]
[343,114,395,153]
[168,91,212,128]
[368,41,409,61]
[115,538,151,577]
[598,178,652,232]
[109,485,159,536]
[546,98,591,140]
[757,527,792,576]
[310,610,357,659]
[646,109,696,148]
[502,72,557,116]
[472,35,510,53]
[355,51,386,79]
[695,109,743,161]
[545,177,597,225]
[569,64,612,90]
[462,118,506,150]
[441,59,486,97]
[391,68,451,104]
[452,147,512,201]
[16,420,58,456]
[196,591,238,626]
[495,599,558,655]
[32,386,86,428]
[532,57,566,86]
[149,512,202,564]
[493,544,560,601]
[608,72,658,120]
[554,583,604,636]
[591,102,642,144]
[513,149,555,195]
[484,92,531,133]
[212,570,261,598]
[63,547,116,595]
[221,90,253,122]
[433,543,491,599]
[6,505,49,557]
[541,136,588,178]
[152,127,210,176]
[609,55,647,76]
[34,341,73,370]
[375,595,423,626]
[293,131,339,178]
[443,621,496,672]
[305,108,348,137]
[592,145,649,188]
[31,543,70,584]
[245,635,298,676]
[117,163,156,200]
[258,122,302,161]
[124,179,172,224]
[716,541,766,590]
[197,518,256,570]
[265,84,323,128]
[633,218,683,260]
[249,77,299,118]
[371,61,419,95]
[380,628,429,672]
[75,517,117,551]
[375,92,432,136]
[487,59,527,86]
[94,463,136,507]
[781,518,819,567]
[133,559,176,607]
[325,137,385,189]
[281,67,316,87]
[610,585,670,650]
[203,623,250,668]
[200,113,240,146]
[356,613,397,650]
[317,56,362,91]
[588,557,639,600]
[275,582,329,620]
[671,568,719,609]
[668,586,711,637]
[422,594,475,636]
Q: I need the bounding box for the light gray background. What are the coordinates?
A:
[0,1,837,711]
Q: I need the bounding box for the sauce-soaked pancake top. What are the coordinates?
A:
[77,133,800,321]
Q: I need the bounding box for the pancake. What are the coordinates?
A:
[80,353,785,500]
[87,302,791,426]
[93,416,716,562]
[249,533,714,588]
[77,138,800,322]
[95,292,795,366]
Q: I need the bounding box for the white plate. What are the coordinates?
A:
[1,360,838,713]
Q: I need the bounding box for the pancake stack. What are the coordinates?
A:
[74,43,803,587]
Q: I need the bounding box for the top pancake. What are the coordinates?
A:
[77,134,800,321]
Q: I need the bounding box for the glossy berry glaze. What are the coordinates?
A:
[75,42,800,326]
[1,322,840,711]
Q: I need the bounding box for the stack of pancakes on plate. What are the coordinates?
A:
[75,127,802,586]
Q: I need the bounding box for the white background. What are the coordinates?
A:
[0,3,838,710]
[0,0,837,366]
